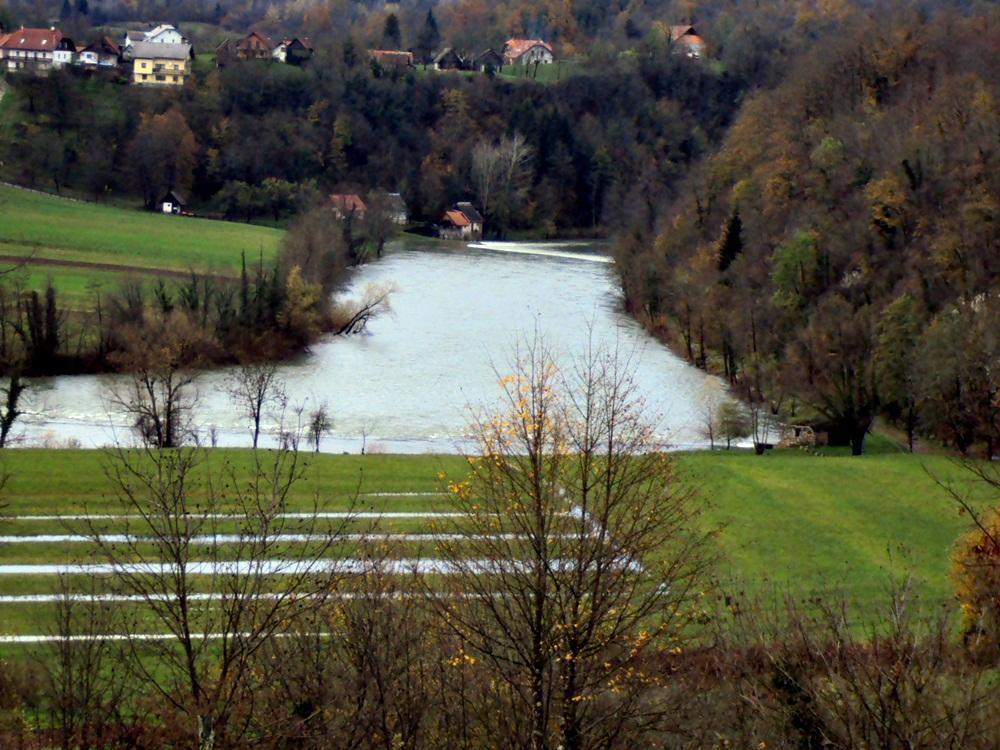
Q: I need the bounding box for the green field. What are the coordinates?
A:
[0,184,283,305]
[0,446,990,639]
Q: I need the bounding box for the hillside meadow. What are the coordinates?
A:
[0,185,284,306]
[0,445,985,639]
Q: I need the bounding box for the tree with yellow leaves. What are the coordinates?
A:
[430,334,714,750]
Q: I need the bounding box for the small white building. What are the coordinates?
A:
[503,38,554,66]
[123,24,185,52]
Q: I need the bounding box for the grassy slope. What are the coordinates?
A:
[0,185,283,305]
[0,447,987,634]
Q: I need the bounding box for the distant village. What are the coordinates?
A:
[0,20,704,238]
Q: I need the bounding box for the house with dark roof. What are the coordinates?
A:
[433,47,464,71]
[369,49,414,73]
[1,27,76,71]
[234,31,274,61]
[669,25,705,58]
[456,202,484,239]
[160,189,188,215]
[503,38,553,66]
[78,37,121,68]
[471,48,503,73]
[274,37,313,65]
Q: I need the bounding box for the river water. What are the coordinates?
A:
[16,240,715,453]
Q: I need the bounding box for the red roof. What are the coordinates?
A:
[504,38,553,60]
[443,210,470,228]
[329,194,367,214]
[2,27,67,51]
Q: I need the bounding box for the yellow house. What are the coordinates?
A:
[130,41,192,86]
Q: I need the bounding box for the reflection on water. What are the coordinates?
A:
[18,241,716,453]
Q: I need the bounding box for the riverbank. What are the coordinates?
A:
[0,444,982,638]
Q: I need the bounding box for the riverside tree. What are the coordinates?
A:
[430,336,714,750]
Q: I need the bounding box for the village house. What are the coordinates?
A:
[439,209,472,240]
[159,189,188,215]
[670,25,706,58]
[329,194,367,220]
[369,49,414,73]
[503,38,553,66]
[77,37,121,69]
[433,47,464,71]
[456,202,484,239]
[1,27,76,72]
[130,41,193,86]
[273,37,313,65]
[471,48,504,73]
[216,31,272,65]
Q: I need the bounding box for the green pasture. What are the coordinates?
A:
[0,446,991,636]
[0,184,283,283]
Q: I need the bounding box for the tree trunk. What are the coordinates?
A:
[850,427,867,456]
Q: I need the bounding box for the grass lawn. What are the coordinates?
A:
[0,446,991,638]
[0,184,284,293]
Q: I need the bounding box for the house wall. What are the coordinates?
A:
[517,46,552,64]
[133,57,188,85]
[147,29,184,44]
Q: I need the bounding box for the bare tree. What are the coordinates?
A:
[730,580,1000,749]
[430,336,713,750]
[87,435,350,750]
[697,378,725,449]
[0,370,27,448]
[362,190,401,259]
[106,314,207,448]
[226,361,286,449]
[333,282,396,335]
[39,576,130,750]
[308,404,332,453]
[471,132,534,236]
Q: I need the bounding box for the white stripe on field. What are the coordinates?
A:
[0,557,634,577]
[0,590,485,604]
[0,533,541,545]
[0,632,325,644]
[8,512,466,522]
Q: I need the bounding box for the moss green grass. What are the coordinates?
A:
[0,447,990,636]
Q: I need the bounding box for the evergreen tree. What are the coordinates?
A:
[60,0,72,21]
[382,13,402,49]
[716,209,743,272]
[74,0,89,16]
[415,9,440,62]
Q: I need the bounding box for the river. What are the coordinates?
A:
[16,240,716,453]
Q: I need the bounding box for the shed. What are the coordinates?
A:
[160,189,187,215]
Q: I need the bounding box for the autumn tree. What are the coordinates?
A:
[875,293,923,451]
[431,337,713,750]
[107,312,209,449]
[126,109,198,210]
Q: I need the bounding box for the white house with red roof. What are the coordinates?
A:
[503,38,553,66]
[1,27,76,71]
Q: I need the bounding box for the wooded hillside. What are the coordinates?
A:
[615,7,1000,455]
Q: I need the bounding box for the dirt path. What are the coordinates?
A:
[0,254,233,280]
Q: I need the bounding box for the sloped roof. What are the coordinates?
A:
[329,194,367,213]
[130,41,191,60]
[161,189,186,205]
[504,38,553,59]
[84,36,120,56]
[670,25,704,43]
[125,30,145,42]
[443,210,470,228]
[456,202,484,224]
[370,49,414,66]
[238,31,273,52]
[2,27,66,51]
[386,193,407,213]
[146,24,179,39]
[433,47,462,64]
